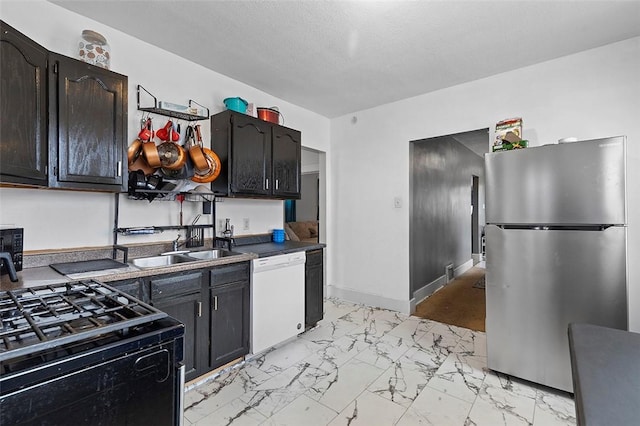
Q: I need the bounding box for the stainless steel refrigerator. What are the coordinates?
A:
[484,136,628,393]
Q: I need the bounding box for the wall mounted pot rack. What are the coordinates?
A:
[137,85,209,121]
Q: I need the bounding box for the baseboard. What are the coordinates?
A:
[328,259,475,316]
[327,285,411,315]
[410,258,475,314]
[456,259,474,277]
[411,275,447,313]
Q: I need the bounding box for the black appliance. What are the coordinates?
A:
[0,280,185,426]
[0,227,23,277]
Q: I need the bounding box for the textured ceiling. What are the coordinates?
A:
[51,1,640,118]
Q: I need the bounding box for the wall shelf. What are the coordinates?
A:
[127,188,215,202]
[137,85,209,121]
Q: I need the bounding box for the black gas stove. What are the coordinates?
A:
[0,280,185,426]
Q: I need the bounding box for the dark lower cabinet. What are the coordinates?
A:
[305,249,324,327]
[210,280,250,368]
[148,271,207,382]
[108,277,145,301]
[108,261,251,381]
[209,262,250,369]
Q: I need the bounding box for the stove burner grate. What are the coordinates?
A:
[0,280,166,361]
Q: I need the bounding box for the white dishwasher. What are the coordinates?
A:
[251,251,306,354]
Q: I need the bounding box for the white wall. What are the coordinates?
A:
[329,37,640,331]
[0,1,330,249]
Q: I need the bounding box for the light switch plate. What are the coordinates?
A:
[394,197,402,208]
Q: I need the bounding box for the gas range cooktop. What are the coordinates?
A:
[0,280,167,361]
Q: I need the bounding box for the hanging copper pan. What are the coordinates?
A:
[142,141,161,167]
[127,138,143,165]
[185,125,208,171]
[191,148,221,183]
[128,154,156,175]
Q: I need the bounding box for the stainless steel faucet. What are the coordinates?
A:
[172,234,181,251]
[222,218,234,239]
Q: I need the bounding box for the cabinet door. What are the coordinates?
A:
[272,126,301,199]
[150,271,205,382]
[230,114,271,196]
[0,21,48,186]
[155,292,204,382]
[210,280,250,369]
[108,278,144,302]
[48,53,127,191]
[305,249,324,326]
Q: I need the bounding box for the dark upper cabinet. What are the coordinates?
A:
[0,20,127,192]
[48,53,127,191]
[272,125,301,198]
[0,21,48,186]
[230,113,271,196]
[211,110,301,199]
[305,249,324,327]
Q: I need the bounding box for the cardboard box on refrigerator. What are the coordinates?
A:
[493,117,527,151]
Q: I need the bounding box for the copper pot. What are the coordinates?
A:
[257,107,281,124]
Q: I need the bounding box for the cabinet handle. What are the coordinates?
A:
[197,301,202,317]
[275,179,279,190]
[213,296,218,311]
[117,161,122,177]
[265,179,269,190]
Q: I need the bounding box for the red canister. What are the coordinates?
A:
[256,107,281,124]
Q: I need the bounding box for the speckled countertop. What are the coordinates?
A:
[0,236,325,291]
[0,244,256,291]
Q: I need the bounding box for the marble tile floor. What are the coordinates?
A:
[184,298,576,426]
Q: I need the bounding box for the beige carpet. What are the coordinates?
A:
[413,266,486,332]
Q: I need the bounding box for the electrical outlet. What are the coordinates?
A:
[217,219,225,231]
[243,218,250,230]
[394,197,402,208]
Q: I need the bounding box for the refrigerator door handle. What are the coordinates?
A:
[494,224,616,231]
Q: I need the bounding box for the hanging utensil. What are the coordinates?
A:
[176,193,185,226]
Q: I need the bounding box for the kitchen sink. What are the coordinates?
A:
[185,249,240,260]
[131,254,196,269]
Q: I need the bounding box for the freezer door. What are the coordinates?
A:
[485,136,626,225]
[485,225,627,392]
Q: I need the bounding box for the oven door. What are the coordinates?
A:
[0,327,184,426]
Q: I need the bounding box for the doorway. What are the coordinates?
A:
[284,147,326,244]
[410,128,489,328]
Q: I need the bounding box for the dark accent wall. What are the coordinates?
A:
[410,133,486,296]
